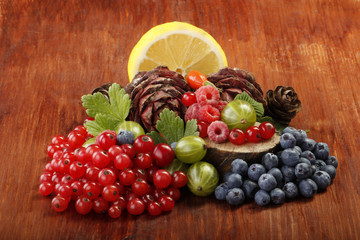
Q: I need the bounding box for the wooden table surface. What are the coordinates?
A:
[1,0,360,239]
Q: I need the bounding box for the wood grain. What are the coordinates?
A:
[1,0,360,239]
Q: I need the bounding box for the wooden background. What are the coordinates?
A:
[1,0,360,239]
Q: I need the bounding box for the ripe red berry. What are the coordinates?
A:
[85,166,100,182]
[259,122,275,139]
[83,181,101,199]
[182,92,197,107]
[158,196,175,212]
[198,104,221,124]
[114,153,132,170]
[51,195,68,212]
[93,196,110,214]
[67,131,86,149]
[245,126,262,143]
[186,70,207,90]
[70,181,83,198]
[102,185,120,202]
[75,196,93,215]
[39,182,54,196]
[197,121,209,138]
[119,169,136,186]
[146,165,159,182]
[153,169,172,189]
[47,144,62,158]
[73,125,88,138]
[108,205,122,218]
[152,143,175,167]
[147,201,162,216]
[69,161,86,179]
[171,171,188,188]
[131,179,149,196]
[207,120,229,143]
[107,145,124,161]
[134,153,153,169]
[166,187,181,201]
[127,198,145,215]
[133,135,155,153]
[85,144,102,160]
[98,168,116,186]
[195,85,220,105]
[92,151,111,168]
[121,144,136,159]
[95,130,117,150]
[74,147,89,164]
[112,196,127,211]
[229,128,246,145]
[51,135,67,146]
[40,173,52,183]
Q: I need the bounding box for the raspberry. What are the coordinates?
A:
[195,86,220,106]
[207,121,229,143]
[214,100,228,113]
[198,105,221,124]
[185,103,201,122]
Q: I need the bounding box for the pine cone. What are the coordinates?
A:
[91,83,114,101]
[207,67,264,103]
[264,86,301,125]
[125,66,191,132]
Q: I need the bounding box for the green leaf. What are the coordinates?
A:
[146,131,168,145]
[155,109,184,144]
[259,116,287,134]
[84,113,119,136]
[81,92,112,118]
[184,119,199,138]
[234,92,264,120]
[108,84,131,122]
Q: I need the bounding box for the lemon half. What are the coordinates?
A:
[127,21,227,81]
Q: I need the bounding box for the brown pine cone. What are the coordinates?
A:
[264,86,301,125]
[207,67,264,103]
[124,66,191,132]
[91,83,114,101]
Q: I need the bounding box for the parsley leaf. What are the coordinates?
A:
[81,83,131,136]
[234,92,264,120]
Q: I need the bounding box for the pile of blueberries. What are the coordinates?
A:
[215,127,338,206]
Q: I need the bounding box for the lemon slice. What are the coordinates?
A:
[127,21,227,81]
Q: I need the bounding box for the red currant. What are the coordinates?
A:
[119,169,136,186]
[47,144,62,158]
[108,205,122,218]
[229,128,246,145]
[40,172,52,183]
[114,153,132,170]
[146,165,159,182]
[85,166,100,181]
[98,168,116,186]
[134,153,153,169]
[57,158,71,174]
[39,182,54,196]
[70,181,83,198]
[83,181,101,199]
[166,187,181,201]
[44,162,53,173]
[182,92,197,107]
[93,196,109,214]
[112,196,127,210]
[197,120,209,138]
[75,196,93,214]
[125,192,138,202]
[158,196,175,211]
[121,144,136,159]
[147,201,162,216]
[133,167,147,181]
[152,143,175,167]
[153,169,172,189]
[92,151,111,168]
[259,122,275,139]
[58,184,72,198]
[133,135,155,153]
[73,125,88,138]
[95,130,117,150]
[127,198,145,215]
[74,147,88,164]
[51,195,68,212]
[85,144,102,159]
[113,181,126,196]
[107,145,124,161]
[102,185,120,202]
[171,171,187,188]
[131,179,149,196]
[52,150,64,160]
[67,131,86,149]
[245,126,262,143]
[51,135,67,146]
[152,188,167,200]
[140,194,155,206]
[69,161,86,179]
[61,174,75,185]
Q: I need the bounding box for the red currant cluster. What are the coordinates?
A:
[181,87,276,145]
[39,120,187,218]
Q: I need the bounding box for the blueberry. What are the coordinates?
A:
[116,130,135,145]
[276,150,283,159]
[283,127,305,145]
[299,157,311,166]
[170,142,177,151]
[283,182,299,199]
[300,138,316,151]
[254,190,271,206]
[248,164,266,181]
[300,150,316,164]
[319,165,337,180]
[242,179,259,199]
[215,182,229,200]
[281,165,296,182]
[298,178,318,198]
[223,172,232,182]
[325,156,338,169]
[280,133,296,149]
[314,142,330,160]
[226,173,243,188]
[261,153,279,170]
[312,171,331,190]
[270,188,285,205]
[231,159,248,176]
[298,129,307,143]
[267,168,283,187]
[314,160,327,170]
[294,146,302,155]
[258,173,277,191]
[295,163,313,179]
[281,148,300,167]
[226,188,245,206]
